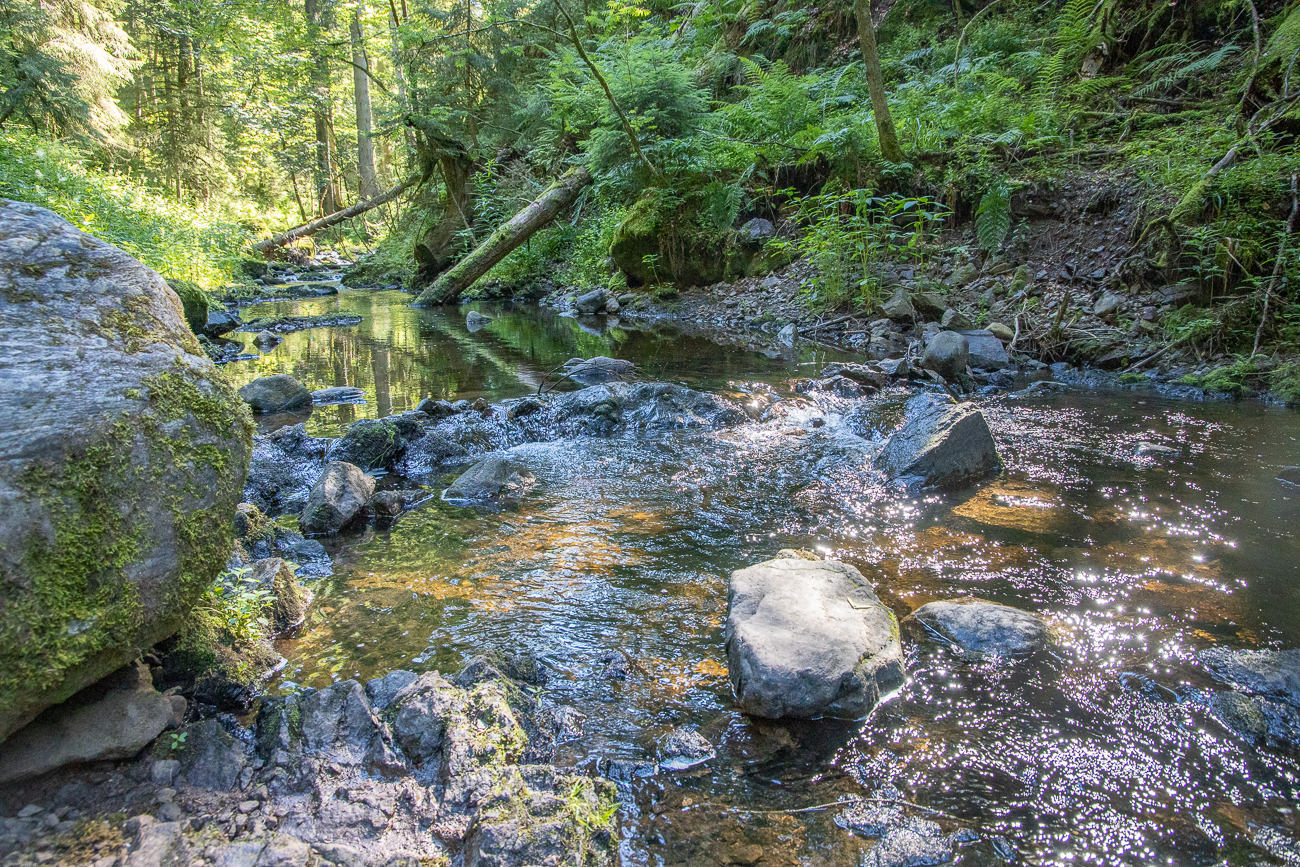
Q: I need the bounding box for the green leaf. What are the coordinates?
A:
[976,182,1011,254]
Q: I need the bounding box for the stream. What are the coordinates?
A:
[223,283,1300,866]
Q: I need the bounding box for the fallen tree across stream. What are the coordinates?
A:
[251,174,421,256]
[414,165,592,306]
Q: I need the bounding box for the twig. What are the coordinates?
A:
[1122,336,1186,374]
[953,0,1004,88]
[1253,172,1300,357]
[802,313,857,332]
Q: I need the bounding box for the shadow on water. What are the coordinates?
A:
[232,288,1300,865]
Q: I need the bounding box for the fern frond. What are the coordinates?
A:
[976,182,1011,253]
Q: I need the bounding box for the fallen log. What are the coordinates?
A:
[415,166,592,305]
[252,174,420,256]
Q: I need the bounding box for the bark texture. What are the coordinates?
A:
[415,166,592,305]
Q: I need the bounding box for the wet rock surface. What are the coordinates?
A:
[906,598,1049,661]
[243,425,330,516]
[238,375,312,413]
[876,393,1000,491]
[298,461,375,535]
[443,455,536,501]
[726,555,904,719]
[0,664,618,867]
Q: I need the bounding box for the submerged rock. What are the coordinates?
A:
[1277,466,1300,486]
[907,597,1048,661]
[1198,649,1300,748]
[563,355,637,384]
[0,662,174,782]
[0,200,251,740]
[726,555,903,719]
[876,393,1000,491]
[239,374,312,413]
[658,728,715,771]
[299,461,375,534]
[444,455,536,501]
[466,310,492,331]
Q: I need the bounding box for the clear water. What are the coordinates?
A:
[223,287,1300,865]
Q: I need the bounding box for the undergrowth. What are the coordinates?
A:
[0,130,275,287]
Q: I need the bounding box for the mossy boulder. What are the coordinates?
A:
[165,278,210,335]
[0,199,253,742]
[609,193,785,288]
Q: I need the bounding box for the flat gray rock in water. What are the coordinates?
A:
[910,597,1048,660]
[876,393,999,491]
[1277,466,1300,486]
[726,556,903,719]
[312,386,366,405]
[1201,648,1300,707]
[563,355,636,384]
[239,374,312,413]
[658,728,715,771]
[444,455,536,501]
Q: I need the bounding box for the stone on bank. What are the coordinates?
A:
[725,553,903,719]
[0,200,252,741]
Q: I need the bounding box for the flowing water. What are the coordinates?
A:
[224,286,1300,866]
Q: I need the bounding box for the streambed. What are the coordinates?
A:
[224,286,1300,866]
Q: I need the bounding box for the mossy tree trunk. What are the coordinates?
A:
[854,0,904,164]
[415,166,592,305]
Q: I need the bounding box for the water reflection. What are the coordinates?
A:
[224,290,852,436]
[242,290,1300,865]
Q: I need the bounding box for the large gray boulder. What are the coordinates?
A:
[0,662,174,782]
[238,374,312,413]
[921,331,969,381]
[563,356,636,384]
[299,461,374,534]
[726,555,903,719]
[0,200,252,741]
[958,329,1013,369]
[876,393,999,491]
[908,597,1048,660]
[444,455,536,501]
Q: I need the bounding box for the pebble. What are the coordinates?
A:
[17,805,42,819]
[237,800,260,814]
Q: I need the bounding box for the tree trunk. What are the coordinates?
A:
[415,166,592,305]
[253,174,420,255]
[350,1,379,201]
[853,0,904,163]
[413,151,475,283]
[306,0,339,215]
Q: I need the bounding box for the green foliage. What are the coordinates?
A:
[975,180,1011,253]
[1270,362,1300,405]
[0,0,132,139]
[777,184,946,310]
[0,130,260,285]
[1177,356,1264,398]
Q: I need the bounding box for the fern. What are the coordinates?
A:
[1035,0,1101,100]
[976,181,1011,253]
